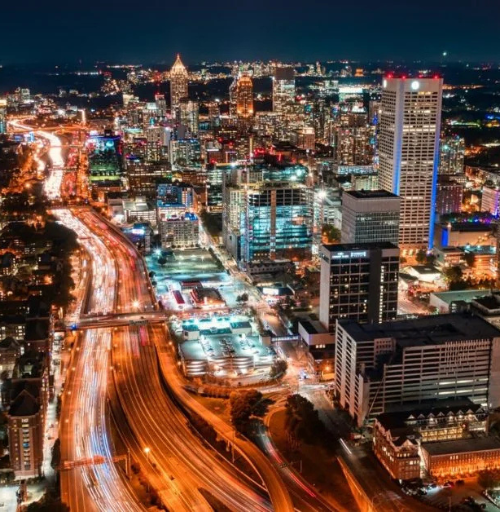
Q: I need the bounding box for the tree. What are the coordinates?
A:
[464,252,476,268]
[200,210,223,238]
[158,256,167,267]
[444,265,463,283]
[284,394,325,445]
[415,250,427,264]
[269,359,288,380]
[321,224,341,244]
[236,293,249,303]
[50,438,61,469]
[229,389,266,433]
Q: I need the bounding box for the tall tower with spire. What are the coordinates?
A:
[170,54,188,113]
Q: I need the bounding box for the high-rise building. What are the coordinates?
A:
[223,164,312,263]
[332,108,375,166]
[439,135,465,176]
[170,54,188,113]
[378,77,443,253]
[236,75,254,119]
[169,139,201,169]
[290,126,315,151]
[341,190,401,245]
[436,178,464,215]
[87,132,124,185]
[319,242,399,332]
[273,66,295,113]
[154,93,167,118]
[8,391,44,478]
[0,98,7,134]
[126,159,168,198]
[335,314,500,426]
[156,183,198,249]
[179,99,199,137]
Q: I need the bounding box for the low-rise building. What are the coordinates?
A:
[421,437,500,478]
[373,400,490,480]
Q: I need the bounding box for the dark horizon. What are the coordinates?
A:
[1,0,499,65]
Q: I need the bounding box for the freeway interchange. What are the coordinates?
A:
[56,207,293,512]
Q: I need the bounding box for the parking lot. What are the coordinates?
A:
[411,479,495,511]
[174,315,277,379]
[146,248,254,311]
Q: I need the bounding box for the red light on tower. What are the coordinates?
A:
[434,74,440,79]
[387,73,394,79]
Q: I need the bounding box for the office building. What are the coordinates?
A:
[341,190,400,245]
[273,66,295,113]
[236,75,254,119]
[179,99,199,137]
[157,182,198,248]
[223,164,312,263]
[436,177,464,215]
[335,314,500,426]
[378,77,443,252]
[481,185,500,216]
[158,214,199,249]
[169,139,201,169]
[319,243,399,332]
[126,159,168,198]
[290,126,315,151]
[170,54,188,113]
[333,124,374,166]
[86,132,124,185]
[439,135,465,176]
[0,98,6,134]
[154,93,167,118]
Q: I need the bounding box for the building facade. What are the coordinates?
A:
[236,75,254,119]
[335,314,500,426]
[170,54,188,113]
[273,66,295,113]
[223,164,312,264]
[341,190,400,245]
[319,243,399,332]
[378,77,443,252]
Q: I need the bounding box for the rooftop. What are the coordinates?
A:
[422,437,500,456]
[431,289,496,305]
[377,399,485,431]
[338,313,500,346]
[344,190,399,200]
[322,241,399,252]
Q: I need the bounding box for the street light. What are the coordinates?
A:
[144,447,150,462]
[133,300,140,309]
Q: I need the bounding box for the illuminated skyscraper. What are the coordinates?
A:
[0,98,6,134]
[179,99,199,137]
[439,135,465,176]
[170,54,188,113]
[236,74,254,119]
[273,66,295,113]
[378,77,443,252]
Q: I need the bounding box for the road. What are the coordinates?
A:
[9,120,65,200]
[56,209,141,512]
[72,208,274,512]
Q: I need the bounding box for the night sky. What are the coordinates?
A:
[1,0,499,65]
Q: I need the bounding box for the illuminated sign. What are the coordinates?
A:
[332,251,367,259]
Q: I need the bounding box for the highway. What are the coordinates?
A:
[9,120,65,200]
[73,208,275,512]
[56,209,141,512]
